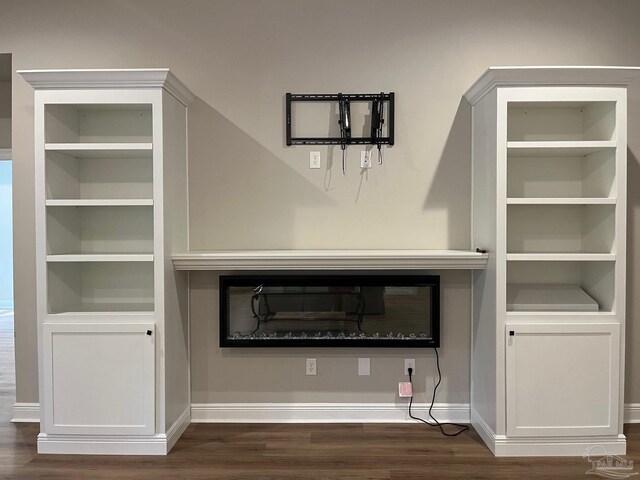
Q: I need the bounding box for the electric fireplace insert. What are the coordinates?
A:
[220,275,440,347]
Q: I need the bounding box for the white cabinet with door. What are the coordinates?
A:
[20,69,193,455]
[465,67,639,456]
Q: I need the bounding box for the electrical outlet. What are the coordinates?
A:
[360,150,372,168]
[306,358,317,376]
[404,359,415,375]
[310,151,321,169]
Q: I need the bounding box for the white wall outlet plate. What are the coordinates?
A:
[306,358,317,375]
[358,357,370,376]
[310,151,321,169]
[360,150,372,168]
[404,358,415,376]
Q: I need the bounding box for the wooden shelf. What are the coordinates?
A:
[47,254,154,262]
[46,199,153,207]
[507,198,616,205]
[507,284,599,312]
[507,141,616,157]
[507,253,615,261]
[45,143,153,158]
[172,249,489,271]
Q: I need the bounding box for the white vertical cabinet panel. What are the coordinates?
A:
[42,323,155,435]
[505,323,619,437]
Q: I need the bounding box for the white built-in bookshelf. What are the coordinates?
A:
[466,66,640,456]
[20,69,193,455]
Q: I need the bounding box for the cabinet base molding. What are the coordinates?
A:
[190,402,471,424]
[472,408,627,457]
[37,433,171,455]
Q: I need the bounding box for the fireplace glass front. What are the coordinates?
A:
[220,275,439,347]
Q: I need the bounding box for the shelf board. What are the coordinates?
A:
[507,253,615,261]
[46,199,153,207]
[172,249,489,271]
[48,303,155,314]
[507,141,616,157]
[507,197,616,205]
[507,284,599,312]
[47,254,154,262]
[45,143,152,158]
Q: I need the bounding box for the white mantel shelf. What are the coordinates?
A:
[171,250,489,271]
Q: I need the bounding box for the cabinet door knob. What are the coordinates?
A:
[146,330,152,336]
[509,330,515,336]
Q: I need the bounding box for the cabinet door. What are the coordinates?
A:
[42,323,155,435]
[505,323,619,437]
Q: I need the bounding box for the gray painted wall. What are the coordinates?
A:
[1,0,640,406]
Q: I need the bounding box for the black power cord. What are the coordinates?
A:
[407,348,469,437]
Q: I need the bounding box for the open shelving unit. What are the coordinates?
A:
[505,99,620,314]
[21,68,193,455]
[466,66,640,456]
[42,104,156,313]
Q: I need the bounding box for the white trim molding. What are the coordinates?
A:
[17,69,194,106]
[37,433,171,455]
[16,402,640,425]
[172,249,489,271]
[625,403,640,423]
[11,403,40,423]
[27,405,191,455]
[464,66,640,105]
[166,407,191,452]
[190,402,470,424]
[472,408,627,457]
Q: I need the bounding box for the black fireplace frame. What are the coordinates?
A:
[219,274,440,348]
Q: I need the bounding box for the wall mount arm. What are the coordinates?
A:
[285,92,395,146]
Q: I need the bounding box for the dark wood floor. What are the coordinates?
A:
[1,310,639,479]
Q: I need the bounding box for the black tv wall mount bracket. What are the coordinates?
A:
[285,92,395,174]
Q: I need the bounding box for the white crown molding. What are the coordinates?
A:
[172,249,489,271]
[17,69,194,106]
[191,402,471,424]
[464,66,640,105]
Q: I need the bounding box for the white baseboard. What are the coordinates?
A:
[14,402,640,427]
[190,402,470,423]
[166,406,191,452]
[11,403,40,423]
[470,407,496,455]
[625,403,640,423]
